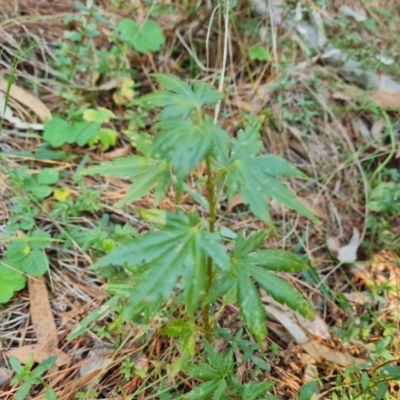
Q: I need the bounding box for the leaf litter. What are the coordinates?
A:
[0,0,400,399]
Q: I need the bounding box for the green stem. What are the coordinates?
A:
[203,155,216,342]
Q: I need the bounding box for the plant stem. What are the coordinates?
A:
[203,155,216,342]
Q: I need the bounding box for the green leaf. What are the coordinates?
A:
[9,355,23,373]
[44,387,57,400]
[37,168,59,185]
[35,355,58,377]
[93,210,229,315]
[249,45,271,61]
[187,364,221,381]
[23,250,49,276]
[381,364,400,379]
[74,121,101,146]
[80,156,172,207]
[0,266,26,303]
[234,264,267,343]
[184,379,221,399]
[233,231,268,257]
[159,320,196,338]
[203,271,235,305]
[88,128,117,151]
[376,381,388,400]
[244,249,308,272]
[29,230,52,250]
[248,265,315,320]
[83,107,115,123]
[240,381,274,400]
[16,381,32,400]
[299,381,318,400]
[43,117,73,147]
[141,73,223,118]
[213,379,227,400]
[6,241,30,262]
[151,119,228,181]
[118,19,165,53]
[225,122,319,223]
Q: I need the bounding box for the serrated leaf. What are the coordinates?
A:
[244,249,308,272]
[184,379,221,399]
[233,231,268,257]
[186,364,221,380]
[23,250,48,276]
[248,265,315,320]
[0,266,26,303]
[81,156,172,207]
[35,355,57,376]
[16,381,31,400]
[8,356,23,373]
[92,210,229,314]
[203,271,235,305]
[213,379,227,400]
[37,168,59,185]
[234,264,267,343]
[150,119,228,181]
[240,381,274,400]
[118,19,165,53]
[141,74,223,118]
[226,122,319,224]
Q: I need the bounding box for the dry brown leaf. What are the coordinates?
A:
[102,143,132,160]
[368,88,400,110]
[79,348,113,378]
[338,228,360,263]
[0,78,52,121]
[7,277,72,367]
[227,193,244,212]
[5,345,70,367]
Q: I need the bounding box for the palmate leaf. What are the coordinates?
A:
[92,210,230,316]
[225,121,319,224]
[228,233,314,342]
[140,74,223,118]
[151,119,228,181]
[80,156,171,207]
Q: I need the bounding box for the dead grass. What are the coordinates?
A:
[0,0,400,399]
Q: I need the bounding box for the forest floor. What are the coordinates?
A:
[0,0,400,399]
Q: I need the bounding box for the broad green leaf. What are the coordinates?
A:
[118,19,165,53]
[376,382,388,400]
[37,168,59,185]
[6,241,30,262]
[248,265,315,320]
[0,266,26,303]
[23,250,49,276]
[43,117,73,147]
[141,73,223,118]
[244,249,308,272]
[74,121,101,146]
[83,107,115,123]
[151,119,228,180]
[234,264,267,343]
[88,128,117,151]
[381,364,400,379]
[29,230,51,250]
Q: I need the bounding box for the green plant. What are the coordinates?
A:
[81,74,318,348]
[9,354,58,400]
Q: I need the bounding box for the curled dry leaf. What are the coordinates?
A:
[79,348,113,378]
